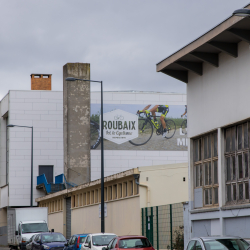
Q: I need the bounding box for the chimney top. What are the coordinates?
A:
[31,74,52,90]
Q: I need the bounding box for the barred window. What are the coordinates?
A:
[194,132,218,206]
[225,122,250,204]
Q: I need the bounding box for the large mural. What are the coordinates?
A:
[90,103,187,151]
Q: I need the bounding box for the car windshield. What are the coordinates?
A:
[22,223,48,234]
[119,238,151,248]
[42,234,66,243]
[80,237,86,243]
[92,235,116,246]
[204,239,249,250]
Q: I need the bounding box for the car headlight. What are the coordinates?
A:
[22,237,28,243]
[43,245,50,249]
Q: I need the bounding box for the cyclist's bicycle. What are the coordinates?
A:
[90,120,101,149]
[129,112,176,146]
[181,116,187,135]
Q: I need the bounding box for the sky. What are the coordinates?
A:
[1,0,249,99]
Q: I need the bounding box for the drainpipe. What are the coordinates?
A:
[134,174,150,207]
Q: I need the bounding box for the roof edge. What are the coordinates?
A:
[156,4,250,72]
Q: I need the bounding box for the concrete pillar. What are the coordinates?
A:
[63,63,91,185]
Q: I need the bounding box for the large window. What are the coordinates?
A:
[194,132,218,206]
[225,122,250,204]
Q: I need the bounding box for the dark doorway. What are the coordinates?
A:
[39,165,53,184]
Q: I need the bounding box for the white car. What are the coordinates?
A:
[186,236,249,250]
[81,233,117,250]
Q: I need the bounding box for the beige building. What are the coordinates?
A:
[36,163,188,238]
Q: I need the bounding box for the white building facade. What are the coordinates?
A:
[0,90,64,207]
[157,4,250,246]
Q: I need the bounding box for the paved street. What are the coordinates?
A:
[95,128,187,151]
[0,247,9,250]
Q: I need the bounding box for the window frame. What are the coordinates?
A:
[225,122,250,205]
[193,131,219,207]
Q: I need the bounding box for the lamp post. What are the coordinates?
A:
[65,77,105,233]
[233,8,250,17]
[7,124,33,207]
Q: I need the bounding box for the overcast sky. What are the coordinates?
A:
[0,0,249,99]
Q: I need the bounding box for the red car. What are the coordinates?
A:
[103,236,155,250]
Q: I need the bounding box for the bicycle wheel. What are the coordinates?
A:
[90,121,101,149]
[164,119,176,139]
[129,118,153,146]
[181,119,187,135]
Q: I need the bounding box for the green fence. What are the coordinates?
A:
[141,203,184,250]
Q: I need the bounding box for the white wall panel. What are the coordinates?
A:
[91,150,188,181]
[188,41,250,137]
[8,90,64,207]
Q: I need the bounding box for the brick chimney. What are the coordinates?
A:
[31,74,52,90]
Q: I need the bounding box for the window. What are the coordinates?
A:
[87,192,90,205]
[83,193,86,206]
[195,241,202,250]
[39,165,53,184]
[193,132,218,207]
[129,181,133,196]
[225,122,250,204]
[187,241,196,250]
[108,186,112,200]
[111,239,118,249]
[71,236,77,245]
[113,185,117,199]
[79,194,83,206]
[119,238,151,248]
[91,191,94,204]
[107,239,114,250]
[95,189,99,203]
[104,187,107,201]
[123,182,127,197]
[118,184,122,198]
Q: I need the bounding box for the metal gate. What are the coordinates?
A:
[66,197,71,239]
[141,203,184,250]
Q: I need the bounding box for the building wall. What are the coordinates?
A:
[0,93,8,188]
[48,212,64,234]
[138,163,188,208]
[7,90,63,206]
[71,196,140,236]
[91,151,188,181]
[91,91,186,106]
[186,39,250,242]
[188,40,250,138]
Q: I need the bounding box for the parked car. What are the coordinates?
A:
[81,233,117,250]
[64,234,88,250]
[31,232,67,250]
[186,237,249,250]
[26,235,36,250]
[103,236,154,250]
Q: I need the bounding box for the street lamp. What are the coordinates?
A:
[7,124,33,207]
[233,8,250,17]
[65,77,105,233]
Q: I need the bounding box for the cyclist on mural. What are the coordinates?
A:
[137,105,169,137]
[181,105,187,117]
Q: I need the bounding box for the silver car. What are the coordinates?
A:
[186,236,249,250]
